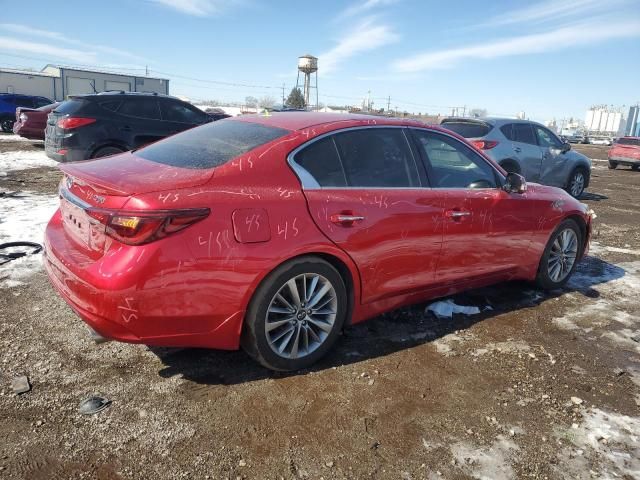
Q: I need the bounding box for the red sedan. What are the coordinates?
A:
[44,113,592,370]
[608,136,640,170]
[13,102,61,140]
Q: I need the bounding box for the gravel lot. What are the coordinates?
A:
[0,135,639,480]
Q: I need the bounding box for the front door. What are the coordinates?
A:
[503,122,543,181]
[291,127,444,304]
[534,124,569,188]
[411,128,535,284]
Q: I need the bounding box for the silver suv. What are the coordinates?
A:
[440,117,592,197]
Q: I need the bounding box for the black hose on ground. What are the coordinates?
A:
[0,242,43,265]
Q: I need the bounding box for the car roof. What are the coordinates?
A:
[233,112,427,131]
[71,92,177,101]
[441,116,544,127]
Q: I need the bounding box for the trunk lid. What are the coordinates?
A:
[59,151,215,196]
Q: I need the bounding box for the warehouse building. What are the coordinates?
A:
[0,65,169,101]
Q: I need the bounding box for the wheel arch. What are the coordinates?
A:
[563,214,588,259]
[89,142,129,158]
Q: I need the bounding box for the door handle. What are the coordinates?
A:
[445,210,471,220]
[330,213,365,226]
[514,147,522,153]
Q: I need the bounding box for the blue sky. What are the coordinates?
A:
[1,0,639,121]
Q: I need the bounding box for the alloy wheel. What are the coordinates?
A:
[265,273,337,359]
[570,171,585,197]
[547,228,578,283]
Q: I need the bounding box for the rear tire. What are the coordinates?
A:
[632,165,640,172]
[566,167,587,198]
[241,256,348,371]
[1,118,14,133]
[536,219,582,290]
[91,146,125,158]
[608,161,617,170]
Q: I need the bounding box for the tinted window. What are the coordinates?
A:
[34,97,52,108]
[500,124,514,140]
[413,130,497,188]
[294,136,347,187]
[135,120,289,169]
[333,128,419,187]
[100,101,121,112]
[53,99,86,114]
[14,97,34,108]
[534,126,562,148]
[118,99,161,120]
[617,137,640,146]
[512,123,537,145]
[161,101,206,124]
[441,121,491,138]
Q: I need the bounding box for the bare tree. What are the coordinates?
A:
[245,96,258,108]
[258,96,276,109]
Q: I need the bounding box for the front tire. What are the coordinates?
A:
[241,257,348,371]
[608,161,617,170]
[536,219,582,290]
[1,118,14,133]
[566,167,587,198]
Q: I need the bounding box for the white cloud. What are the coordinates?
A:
[392,19,640,73]
[483,0,631,27]
[0,24,147,63]
[338,0,400,19]
[150,0,239,16]
[0,36,97,64]
[320,17,399,75]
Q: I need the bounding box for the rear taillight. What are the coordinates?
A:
[57,117,96,129]
[86,208,210,245]
[471,140,499,150]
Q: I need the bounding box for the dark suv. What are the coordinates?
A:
[1,93,53,132]
[45,92,214,162]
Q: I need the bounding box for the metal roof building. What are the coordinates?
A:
[0,64,169,101]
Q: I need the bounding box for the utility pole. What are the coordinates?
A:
[281,83,285,106]
[145,65,148,77]
[387,95,391,113]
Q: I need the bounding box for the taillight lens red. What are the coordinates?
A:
[471,140,499,150]
[86,208,210,245]
[57,117,96,129]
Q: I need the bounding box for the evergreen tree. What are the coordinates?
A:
[285,87,306,109]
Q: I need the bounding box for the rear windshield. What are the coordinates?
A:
[440,121,492,138]
[54,99,87,114]
[617,137,640,146]
[134,119,290,169]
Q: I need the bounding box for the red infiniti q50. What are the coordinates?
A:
[44,113,592,371]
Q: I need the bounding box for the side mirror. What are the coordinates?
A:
[503,172,527,194]
[561,141,571,153]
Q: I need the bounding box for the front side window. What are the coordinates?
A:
[511,123,537,145]
[534,126,563,148]
[118,99,161,120]
[332,128,419,188]
[135,119,289,169]
[161,101,207,124]
[413,130,498,189]
[294,136,347,187]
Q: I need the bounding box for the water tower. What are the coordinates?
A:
[296,54,318,109]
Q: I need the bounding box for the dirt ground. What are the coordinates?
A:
[0,136,639,480]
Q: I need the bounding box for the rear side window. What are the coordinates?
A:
[511,123,537,145]
[161,101,207,124]
[500,124,514,140]
[617,137,640,146]
[53,99,86,114]
[294,136,347,187]
[118,99,161,120]
[441,121,491,138]
[100,101,121,112]
[135,120,289,169]
[333,128,419,187]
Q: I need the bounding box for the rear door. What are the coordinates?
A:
[159,100,210,135]
[291,127,444,304]
[411,128,535,283]
[116,97,164,148]
[502,123,543,181]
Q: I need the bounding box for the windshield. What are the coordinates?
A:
[617,137,640,146]
[134,119,290,169]
[440,121,492,138]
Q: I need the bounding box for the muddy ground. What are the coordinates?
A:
[0,135,639,480]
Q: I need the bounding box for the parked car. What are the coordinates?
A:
[608,136,640,170]
[12,102,61,140]
[589,137,612,146]
[44,113,593,371]
[45,92,214,162]
[0,93,53,132]
[201,107,232,121]
[565,132,590,144]
[440,117,592,197]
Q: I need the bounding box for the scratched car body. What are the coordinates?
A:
[44,113,593,371]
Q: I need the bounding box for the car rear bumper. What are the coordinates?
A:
[609,156,640,166]
[13,122,44,140]
[43,209,245,350]
[44,143,87,162]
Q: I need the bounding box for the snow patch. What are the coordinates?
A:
[0,192,58,287]
[426,299,481,319]
[451,436,518,480]
[0,149,57,173]
[0,134,33,142]
[555,408,640,479]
